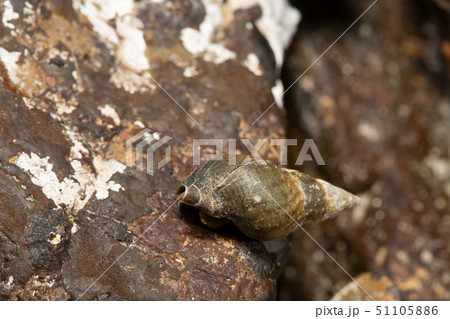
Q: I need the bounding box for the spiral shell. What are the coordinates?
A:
[176,155,360,241]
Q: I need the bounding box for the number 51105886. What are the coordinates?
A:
[376,305,438,316]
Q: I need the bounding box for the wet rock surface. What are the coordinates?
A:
[279,0,450,300]
[0,0,299,300]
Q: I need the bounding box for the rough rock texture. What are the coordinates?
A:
[0,0,299,300]
[278,0,450,300]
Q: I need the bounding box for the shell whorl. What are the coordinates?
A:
[177,155,360,241]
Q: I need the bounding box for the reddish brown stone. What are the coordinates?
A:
[0,0,297,300]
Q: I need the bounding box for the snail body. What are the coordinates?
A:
[177,155,360,241]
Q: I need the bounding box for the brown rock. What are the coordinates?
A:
[0,0,299,300]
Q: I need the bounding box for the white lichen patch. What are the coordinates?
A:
[31,275,55,288]
[22,97,36,110]
[255,0,300,69]
[243,53,262,76]
[183,65,199,78]
[92,156,126,200]
[180,0,237,64]
[0,48,47,96]
[110,65,156,94]
[73,0,120,44]
[116,15,150,72]
[74,0,150,73]
[85,0,134,21]
[48,47,70,61]
[2,276,15,290]
[180,28,237,64]
[271,79,285,108]
[71,222,79,234]
[180,28,206,55]
[48,232,62,245]
[134,120,145,128]
[44,91,77,116]
[16,152,83,209]
[23,1,37,26]
[21,97,90,165]
[64,130,89,160]
[1,0,19,29]
[0,48,22,85]
[175,258,184,265]
[228,0,300,69]
[203,44,237,64]
[99,104,121,126]
[169,54,199,78]
[15,152,126,212]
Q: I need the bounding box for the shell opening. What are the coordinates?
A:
[176,184,202,206]
[179,199,229,228]
[177,184,205,226]
[178,200,207,228]
[177,184,230,230]
[176,185,186,196]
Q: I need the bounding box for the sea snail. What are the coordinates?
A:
[176,155,360,241]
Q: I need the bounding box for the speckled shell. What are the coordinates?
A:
[177,155,360,241]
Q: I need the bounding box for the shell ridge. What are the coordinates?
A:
[191,184,203,206]
[280,168,305,223]
[215,158,255,190]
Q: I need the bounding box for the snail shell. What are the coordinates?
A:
[176,155,360,241]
